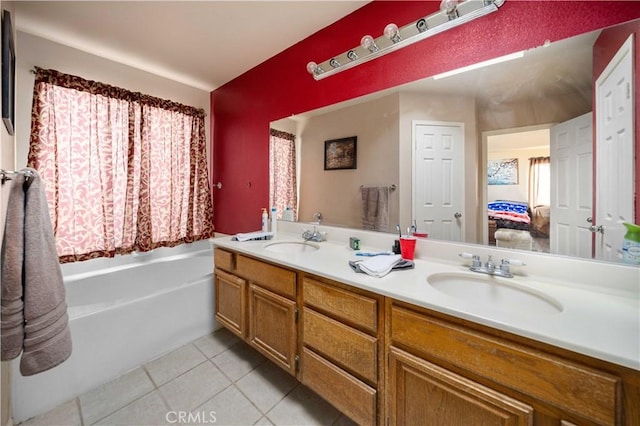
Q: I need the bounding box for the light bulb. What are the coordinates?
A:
[440,0,461,19]
[306,62,317,75]
[347,50,358,61]
[306,61,324,76]
[440,0,461,13]
[329,58,341,68]
[384,23,401,43]
[360,35,379,53]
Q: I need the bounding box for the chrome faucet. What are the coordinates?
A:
[459,253,525,278]
[313,212,323,224]
[302,226,326,242]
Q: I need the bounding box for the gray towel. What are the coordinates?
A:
[361,186,390,232]
[1,168,72,376]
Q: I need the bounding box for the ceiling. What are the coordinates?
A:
[12,1,369,91]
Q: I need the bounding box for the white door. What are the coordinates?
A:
[412,121,464,241]
[594,35,635,262]
[550,112,593,258]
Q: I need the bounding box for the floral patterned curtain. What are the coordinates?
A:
[269,129,297,219]
[28,67,214,263]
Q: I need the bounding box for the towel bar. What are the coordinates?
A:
[360,184,396,191]
[0,169,35,185]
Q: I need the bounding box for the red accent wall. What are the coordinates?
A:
[593,19,640,222]
[211,1,640,234]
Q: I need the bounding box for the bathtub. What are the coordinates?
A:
[11,240,218,422]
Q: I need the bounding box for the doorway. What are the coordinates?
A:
[482,125,552,253]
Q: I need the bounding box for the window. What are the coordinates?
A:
[269,129,297,219]
[28,67,214,263]
[528,156,550,207]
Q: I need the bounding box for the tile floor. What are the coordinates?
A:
[19,328,357,426]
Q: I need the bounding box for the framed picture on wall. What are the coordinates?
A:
[488,158,518,185]
[324,136,357,170]
[2,9,15,136]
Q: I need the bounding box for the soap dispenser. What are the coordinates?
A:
[622,222,640,265]
[261,208,268,232]
[282,206,294,221]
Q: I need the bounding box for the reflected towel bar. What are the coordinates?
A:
[360,184,396,191]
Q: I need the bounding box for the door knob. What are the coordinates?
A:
[589,224,604,234]
[454,212,462,219]
[214,182,222,189]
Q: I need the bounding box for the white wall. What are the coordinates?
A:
[14,31,211,169]
[297,93,400,229]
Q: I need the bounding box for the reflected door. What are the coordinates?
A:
[595,35,635,262]
[550,112,593,258]
[412,121,464,241]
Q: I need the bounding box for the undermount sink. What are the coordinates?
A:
[427,273,563,315]
[264,241,320,254]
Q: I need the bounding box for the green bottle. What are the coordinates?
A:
[622,223,640,265]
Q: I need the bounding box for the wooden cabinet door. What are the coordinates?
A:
[248,284,297,375]
[389,347,533,426]
[214,269,246,338]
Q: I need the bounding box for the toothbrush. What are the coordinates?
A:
[355,251,394,257]
[396,224,402,239]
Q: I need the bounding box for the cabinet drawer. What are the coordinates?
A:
[236,255,296,298]
[214,269,246,338]
[301,347,376,426]
[303,276,377,334]
[303,308,377,384]
[214,247,235,272]
[390,305,620,426]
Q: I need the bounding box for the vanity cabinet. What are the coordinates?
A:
[213,248,298,375]
[214,246,639,426]
[387,300,628,426]
[300,275,383,426]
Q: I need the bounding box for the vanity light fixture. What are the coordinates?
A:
[431,50,524,80]
[306,0,506,81]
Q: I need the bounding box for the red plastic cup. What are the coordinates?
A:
[399,236,417,260]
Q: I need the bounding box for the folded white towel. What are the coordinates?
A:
[352,254,403,278]
[232,231,274,242]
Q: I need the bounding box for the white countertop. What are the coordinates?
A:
[211,225,640,371]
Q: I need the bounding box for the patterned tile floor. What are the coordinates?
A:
[19,328,356,426]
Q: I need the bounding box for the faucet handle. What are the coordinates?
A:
[459,252,481,268]
[499,258,525,274]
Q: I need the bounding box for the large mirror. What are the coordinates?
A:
[271,18,637,265]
